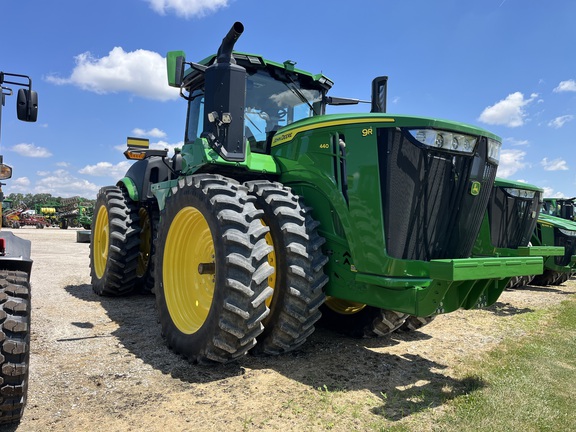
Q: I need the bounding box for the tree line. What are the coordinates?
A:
[4,193,95,210]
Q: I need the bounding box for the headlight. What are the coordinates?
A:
[504,188,536,199]
[558,228,576,237]
[409,129,477,154]
[487,138,501,163]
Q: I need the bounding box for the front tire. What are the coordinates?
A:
[90,186,141,296]
[155,175,274,363]
[246,181,328,355]
[0,271,31,425]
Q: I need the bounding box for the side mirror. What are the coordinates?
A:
[0,163,13,180]
[371,76,388,113]
[167,51,186,88]
[17,88,38,122]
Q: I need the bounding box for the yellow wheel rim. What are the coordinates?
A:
[137,207,151,278]
[93,205,109,279]
[263,222,277,307]
[164,207,215,334]
[324,297,367,315]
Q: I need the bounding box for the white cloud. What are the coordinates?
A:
[132,127,167,138]
[150,140,183,156]
[11,143,52,158]
[4,171,100,198]
[542,186,566,198]
[541,157,569,171]
[13,177,31,187]
[553,79,576,93]
[548,115,574,129]
[31,170,101,198]
[504,137,529,146]
[79,161,133,178]
[56,161,70,167]
[46,47,180,101]
[497,149,528,177]
[478,92,537,127]
[145,0,229,18]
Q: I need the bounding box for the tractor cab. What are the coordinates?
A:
[542,198,575,221]
[174,52,331,156]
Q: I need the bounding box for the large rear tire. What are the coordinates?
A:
[155,175,273,363]
[320,298,408,338]
[0,270,31,425]
[246,181,328,355]
[90,186,141,296]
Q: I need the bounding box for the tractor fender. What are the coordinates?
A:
[118,156,171,203]
[0,231,33,277]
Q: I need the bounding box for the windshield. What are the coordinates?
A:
[185,68,324,153]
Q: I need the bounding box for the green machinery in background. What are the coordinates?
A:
[542,197,575,221]
[89,22,542,363]
[473,178,566,289]
[530,213,576,286]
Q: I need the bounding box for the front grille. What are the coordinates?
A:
[377,128,496,261]
[554,228,576,266]
[488,188,541,248]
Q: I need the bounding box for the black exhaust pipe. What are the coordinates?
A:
[216,22,244,64]
[203,22,247,162]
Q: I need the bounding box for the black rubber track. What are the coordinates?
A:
[90,186,141,296]
[320,305,408,338]
[246,181,328,355]
[507,274,535,289]
[155,174,274,364]
[552,272,570,285]
[531,269,561,286]
[0,270,31,425]
[397,315,436,332]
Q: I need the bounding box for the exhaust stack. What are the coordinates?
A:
[203,22,247,162]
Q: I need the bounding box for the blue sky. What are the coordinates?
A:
[1,0,574,198]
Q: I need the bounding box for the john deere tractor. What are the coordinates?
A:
[0,71,38,424]
[90,22,542,363]
[472,178,565,289]
[542,197,575,221]
[530,213,576,286]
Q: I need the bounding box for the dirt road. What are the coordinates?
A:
[6,227,575,431]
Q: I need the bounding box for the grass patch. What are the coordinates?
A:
[432,297,576,432]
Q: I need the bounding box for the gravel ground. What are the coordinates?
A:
[4,227,575,431]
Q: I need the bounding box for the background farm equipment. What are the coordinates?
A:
[542,197,575,221]
[89,22,541,364]
[473,178,566,289]
[530,214,576,286]
[0,70,37,424]
[4,208,49,229]
[56,197,93,229]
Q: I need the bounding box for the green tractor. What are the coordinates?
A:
[530,213,576,286]
[89,22,542,363]
[542,197,575,221]
[473,178,565,289]
[0,71,37,424]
